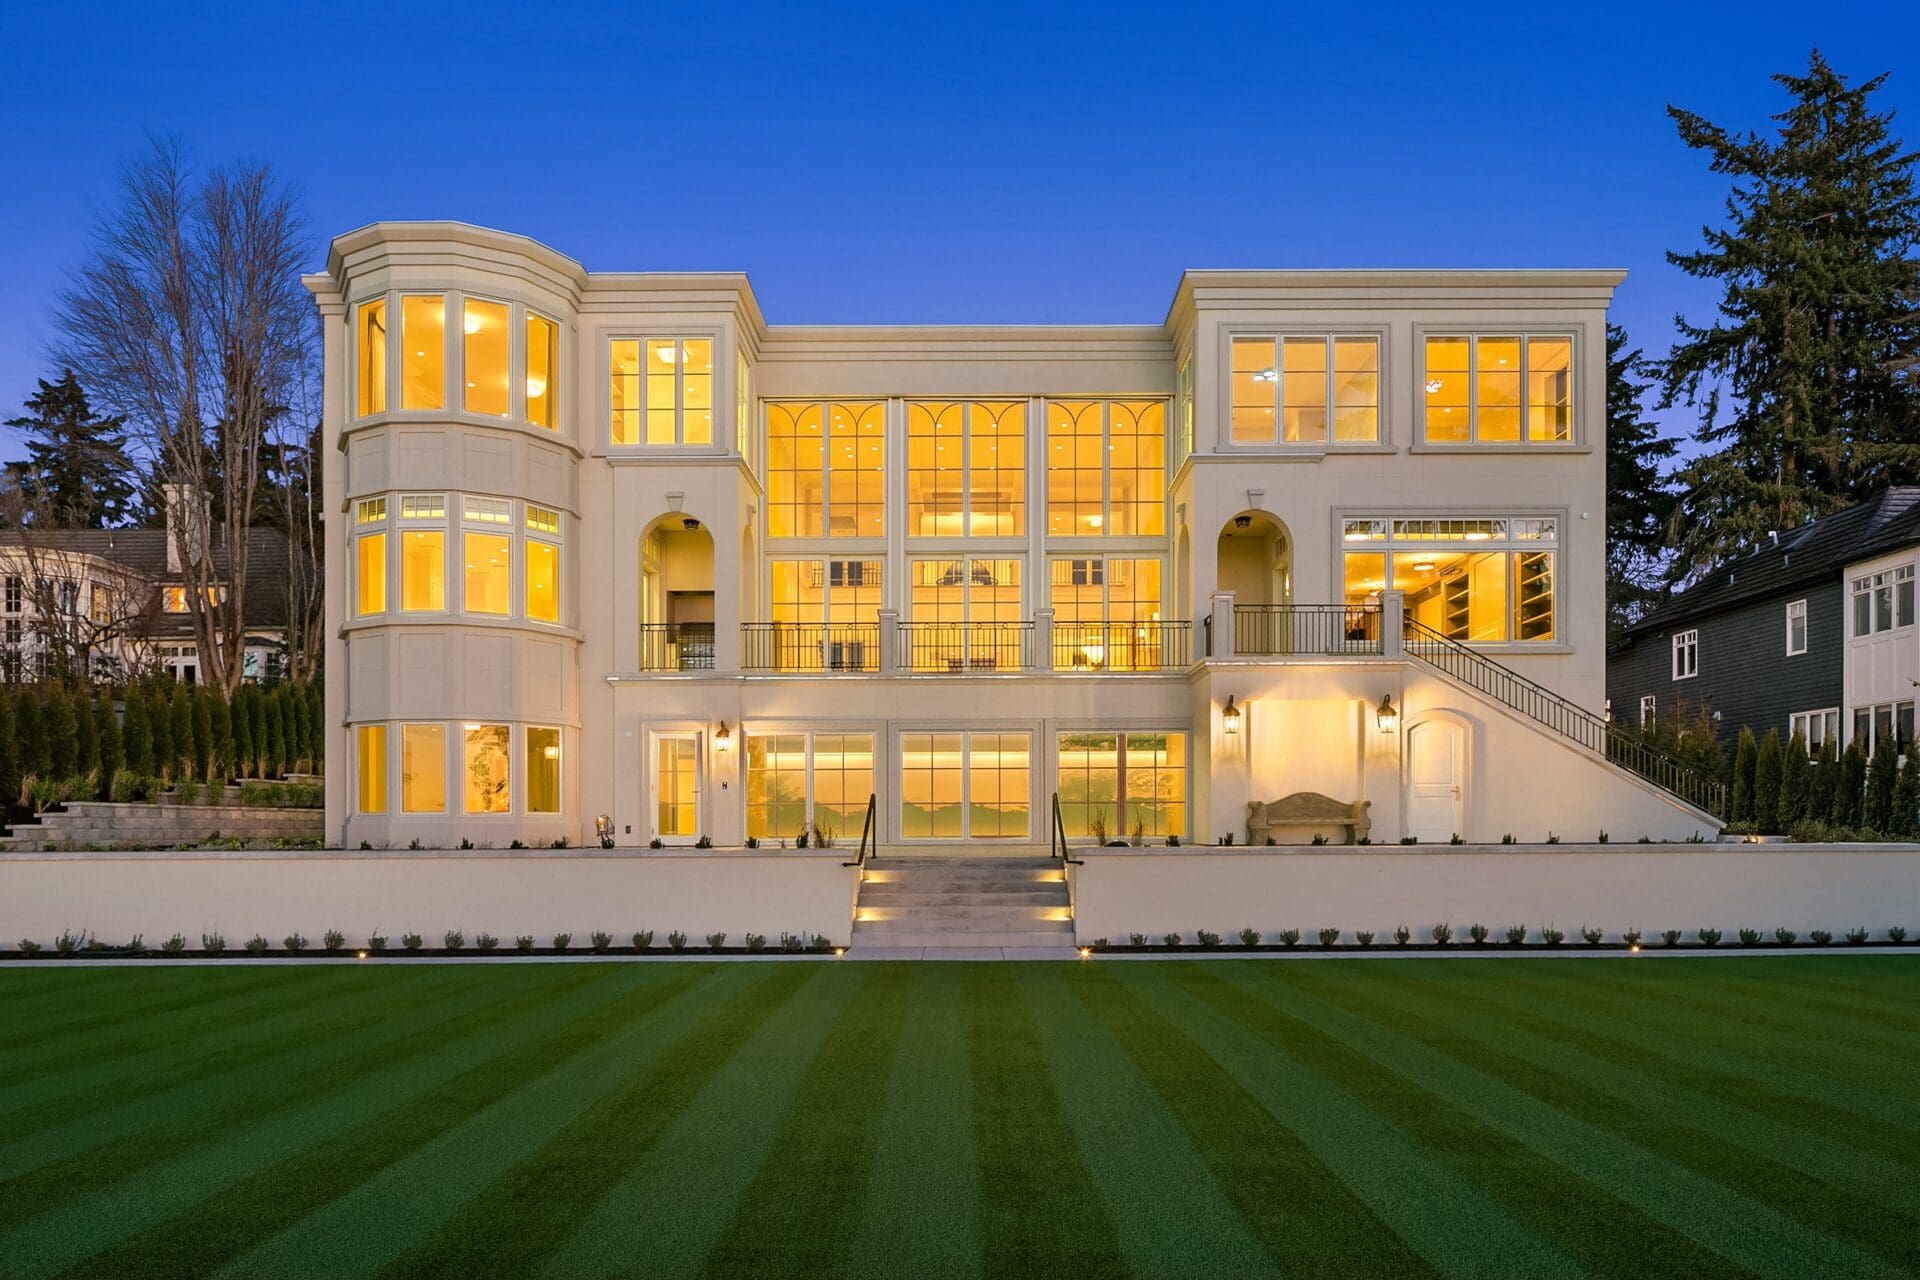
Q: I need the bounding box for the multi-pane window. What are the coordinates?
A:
[400,723,446,813]
[906,558,1023,669]
[1851,565,1914,636]
[526,726,561,813]
[906,401,1025,537]
[1340,515,1557,642]
[1055,731,1188,840]
[1050,557,1163,670]
[735,351,751,461]
[900,731,1029,840]
[1230,336,1379,444]
[1045,400,1164,537]
[401,296,446,411]
[1786,598,1808,656]
[766,401,885,538]
[1639,694,1656,730]
[1175,358,1194,466]
[355,498,387,617]
[1422,334,1572,444]
[463,723,510,813]
[1671,629,1698,680]
[526,313,557,429]
[770,559,883,670]
[3,577,19,613]
[609,338,713,445]
[462,298,510,416]
[356,299,387,417]
[399,496,446,612]
[745,732,875,842]
[526,507,560,624]
[1790,709,1838,755]
[1853,701,1915,757]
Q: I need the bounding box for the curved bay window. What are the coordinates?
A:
[1342,516,1557,643]
[354,291,559,428]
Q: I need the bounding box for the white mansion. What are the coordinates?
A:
[306,224,1720,853]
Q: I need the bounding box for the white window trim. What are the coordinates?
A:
[1416,329,1580,449]
[1337,510,1563,647]
[1789,708,1838,754]
[1639,694,1656,730]
[1785,598,1808,656]
[1220,329,1387,450]
[607,333,722,450]
[1671,629,1698,681]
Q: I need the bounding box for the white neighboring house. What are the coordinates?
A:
[305,222,1725,852]
[0,488,290,684]
[1843,543,1920,757]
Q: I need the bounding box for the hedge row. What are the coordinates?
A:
[1725,725,1920,837]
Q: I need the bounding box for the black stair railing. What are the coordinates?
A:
[842,793,878,868]
[1402,618,1727,817]
[1051,792,1082,866]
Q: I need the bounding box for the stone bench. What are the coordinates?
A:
[1246,793,1371,846]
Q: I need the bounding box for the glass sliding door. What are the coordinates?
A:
[745,731,876,843]
[1055,731,1186,841]
[900,730,1031,840]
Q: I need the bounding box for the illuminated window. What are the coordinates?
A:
[608,337,712,445]
[767,402,885,538]
[907,558,1022,670]
[463,532,510,615]
[356,724,387,814]
[461,298,509,416]
[906,401,1025,537]
[1341,514,1556,642]
[1423,335,1572,444]
[1045,400,1163,537]
[400,723,445,813]
[745,732,874,842]
[526,726,561,813]
[162,586,188,613]
[401,531,445,612]
[357,498,388,524]
[401,494,445,520]
[526,538,559,623]
[1055,732,1186,840]
[526,313,556,429]
[463,722,510,814]
[900,731,1029,840]
[526,505,560,535]
[768,559,881,669]
[735,350,751,461]
[1050,557,1162,670]
[1176,358,1194,465]
[900,732,963,839]
[1232,336,1378,444]
[401,296,445,411]
[356,299,387,417]
[463,497,511,524]
[356,531,386,616]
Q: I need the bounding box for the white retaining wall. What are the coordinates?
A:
[1070,844,1920,943]
[0,849,856,949]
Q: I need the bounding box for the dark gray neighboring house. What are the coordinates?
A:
[1608,488,1920,753]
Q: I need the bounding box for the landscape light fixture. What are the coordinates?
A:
[1376,695,1399,734]
[1221,695,1241,735]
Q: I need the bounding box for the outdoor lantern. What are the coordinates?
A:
[1221,694,1241,735]
[1376,694,1400,734]
[715,721,732,751]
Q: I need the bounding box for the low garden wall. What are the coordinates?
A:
[0,848,856,950]
[0,800,323,851]
[1070,844,1920,945]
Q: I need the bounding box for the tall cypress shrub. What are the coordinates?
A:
[265,688,288,778]
[1778,732,1811,831]
[1890,750,1920,840]
[15,688,49,785]
[122,685,152,777]
[1833,740,1868,827]
[233,686,255,780]
[1729,726,1758,825]
[95,688,123,781]
[211,689,233,783]
[1752,729,1783,832]
[44,687,76,780]
[285,684,309,773]
[0,690,17,812]
[191,686,213,782]
[169,683,193,782]
[250,686,269,778]
[1863,735,1898,833]
[1807,738,1838,823]
[72,685,99,780]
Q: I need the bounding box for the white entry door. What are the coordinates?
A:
[653,732,702,844]
[1406,721,1464,842]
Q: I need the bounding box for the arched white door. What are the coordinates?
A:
[1406,721,1464,842]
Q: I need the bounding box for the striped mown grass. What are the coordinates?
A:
[0,957,1915,1278]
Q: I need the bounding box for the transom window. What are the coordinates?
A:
[1851,565,1914,636]
[1230,335,1379,444]
[610,338,713,446]
[1671,629,1698,680]
[1422,334,1572,444]
[1045,400,1164,537]
[1342,513,1557,643]
[1786,598,1808,656]
[767,401,886,538]
[906,401,1025,537]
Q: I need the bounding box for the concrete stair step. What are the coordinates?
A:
[849,928,1076,949]
[858,889,1068,906]
[856,906,1071,926]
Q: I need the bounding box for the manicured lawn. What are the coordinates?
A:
[1,958,1916,1278]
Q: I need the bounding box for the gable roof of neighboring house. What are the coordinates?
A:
[0,525,293,635]
[1618,487,1920,645]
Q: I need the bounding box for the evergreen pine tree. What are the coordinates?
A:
[190,687,213,782]
[1661,51,1920,576]
[1807,737,1838,821]
[211,689,233,783]
[44,686,75,780]
[72,684,98,780]
[285,684,308,773]
[1753,728,1784,832]
[1863,735,1899,832]
[233,686,255,780]
[169,683,193,782]
[95,688,122,780]
[1778,731,1811,830]
[308,684,325,774]
[1606,325,1678,637]
[122,685,152,777]
[1730,726,1759,824]
[1,371,140,527]
[0,690,17,814]
[1833,740,1869,827]
[1890,749,1920,839]
[15,689,48,785]
[266,687,288,778]
[251,687,270,777]
[148,683,173,781]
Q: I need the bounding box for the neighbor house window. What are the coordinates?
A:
[3,577,18,613]
[1672,629,1698,680]
[1852,701,1915,757]
[1049,557,1164,670]
[1851,565,1914,636]
[356,724,387,814]
[401,295,446,411]
[609,338,713,445]
[745,731,875,842]
[463,723,510,814]
[1786,599,1808,656]
[1055,731,1187,840]
[906,401,1025,537]
[462,298,510,416]
[1045,400,1164,537]
[400,723,446,813]
[766,402,886,538]
[356,299,387,417]
[1340,516,1557,642]
[526,726,561,813]
[526,313,557,428]
[1790,708,1838,755]
[1422,334,1572,444]
[1639,694,1655,730]
[526,507,560,624]
[1230,335,1379,444]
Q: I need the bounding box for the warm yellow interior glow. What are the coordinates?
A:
[656,735,698,837]
[526,726,560,813]
[401,530,445,611]
[610,339,640,444]
[1050,557,1162,670]
[463,723,510,814]
[1425,335,1570,445]
[356,532,386,616]
[356,299,387,417]
[1045,400,1163,537]
[401,723,445,813]
[906,401,1024,537]
[768,402,884,538]
[526,539,559,623]
[1056,731,1186,839]
[401,296,445,411]
[526,313,557,428]
[356,724,386,814]
[462,299,510,416]
[746,731,874,840]
[463,532,510,615]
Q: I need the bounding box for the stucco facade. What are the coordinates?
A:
[305,223,1716,853]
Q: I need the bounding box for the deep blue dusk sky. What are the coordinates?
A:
[1,1,1915,463]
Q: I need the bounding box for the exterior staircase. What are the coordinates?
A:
[850,855,1077,956]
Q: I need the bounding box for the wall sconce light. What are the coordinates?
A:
[1376,695,1399,734]
[714,721,732,751]
[1221,694,1241,735]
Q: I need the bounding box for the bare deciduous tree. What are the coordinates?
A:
[0,480,163,683]
[53,136,316,694]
